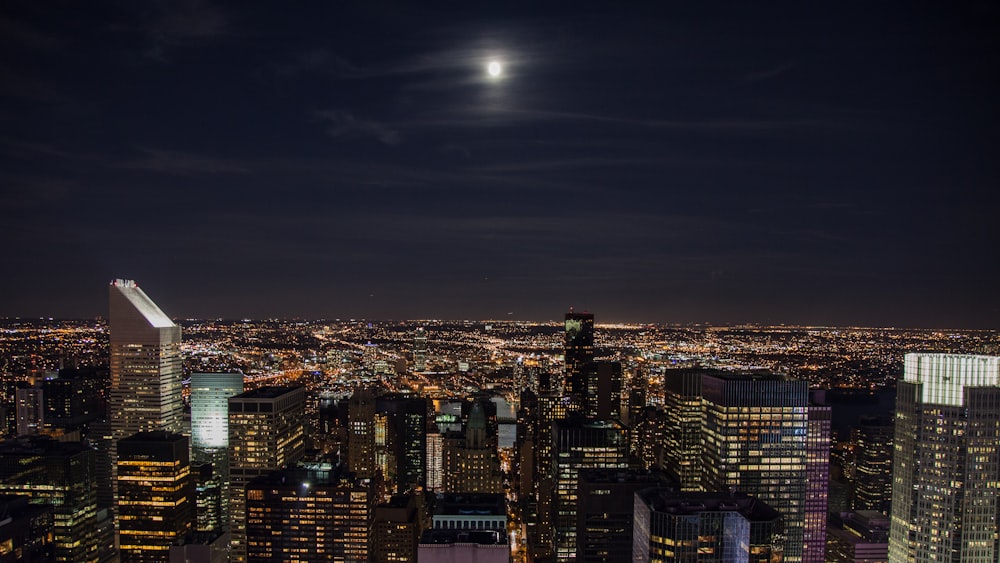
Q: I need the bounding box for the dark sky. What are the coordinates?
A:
[2,2,998,327]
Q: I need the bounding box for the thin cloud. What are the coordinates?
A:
[114,148,250,175]
[315,110,402,145]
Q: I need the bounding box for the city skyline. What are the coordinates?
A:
[1,2,998,328]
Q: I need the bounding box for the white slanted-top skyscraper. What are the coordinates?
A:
[108,279,184,503]
[109,279,184,435]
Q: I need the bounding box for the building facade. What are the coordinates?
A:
[888,353,1000,563]
[117,432,194,563]
[228,386,306,562]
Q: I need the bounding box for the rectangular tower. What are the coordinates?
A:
[190,372,244,524]
[228,386,306,562]
[888,353,1000,563]
[117,431,194,562]
[563,310,594,400]
[701,373,811,563]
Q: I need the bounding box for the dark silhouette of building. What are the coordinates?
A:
[372,494,420,563]
[852,415,893,514]
[0,495,54,562]
[585,361,623,421]
[633,490,784,562]
[575,469,674,562]
[0,436,111,563]
[563,310,594,400]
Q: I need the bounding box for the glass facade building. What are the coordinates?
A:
[888,353,1000,563]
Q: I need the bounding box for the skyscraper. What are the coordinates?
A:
[108,280,183,506]
[0,437,106,563]
[245,462,373,562]
[563,310,594,400]
[190,372,243,523]
[442,401,503,494]
[888,353,1000,563]
[852,415,894,514]
[228,386,306,562]
[117,431,194,562]
[632,490,784,562]
[108,280,183,435]
[584,361,623,421]
[701,373,813,563]
[551,416,630,560]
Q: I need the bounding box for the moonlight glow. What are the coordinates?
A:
[487,61,502,77]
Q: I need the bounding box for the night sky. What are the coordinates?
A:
[2,2,998,327]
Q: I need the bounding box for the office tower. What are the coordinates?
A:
[584,360,623,420]
[108,279,183,509]
[42,371,102,431]
[189,372,243,523]
[827,511,890,563]
[0,495,55,561]
[852,415,894,514]
[418,530,508,563]
[661,369,704,490]
[244,462,373,562]
[193,464,222,533]
[888,353,1000,563]
[431,493,506,531]
[563,310,594,399]
[117,432,194,563]
[701,373,812,562]
[372,494,420,563]
[413,328,428,371]
[426,429,444,492]
[228,386,306,562]
[551,416,630,561]
[442,401,503,494]
[632,490,784,562]
[0,436,104,563]
[531,392,574,559]
[348,387,378,480]
[376,394,428,493]
[632,406,666,470]
[804,391,831,563]
[575,469,674,562]
[14,386,44,436]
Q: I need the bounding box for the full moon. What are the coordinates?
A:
[487,61,502,77]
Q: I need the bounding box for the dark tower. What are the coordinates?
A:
[563,310,594,400]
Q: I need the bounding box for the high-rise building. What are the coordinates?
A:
[14,386,44,436]
[418,530,508,563]
[551,416,630,560]
[575,469,674,562]
[117,431,194,563]
[804,391,831,563]
[852,415,893,514]
[376,394,428,493]
[442,401,502,494]
[412,328,428,372]
[584,361,623,421]
[0,436,107,563]
[888,353,1000,563]
[563,310,594,399]
[244,461,373,562]
[701,373,813,563]
[531,392,575,559]
[372,494,420,563]
[190,372,243,524]
[347,387,378,480]
[228,386,306,562]
[632,490,785,562]
[108,280,183,507]
[0,495,55,561]
[661,369,705,490]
